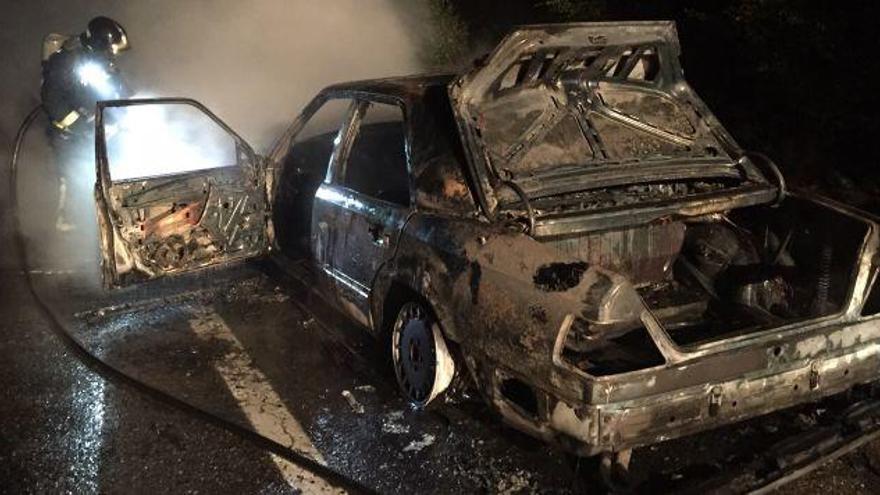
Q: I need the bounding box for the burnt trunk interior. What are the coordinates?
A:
[638,197,868,346]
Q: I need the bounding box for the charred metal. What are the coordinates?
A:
[92,21,880,459]
[534,262,589,292]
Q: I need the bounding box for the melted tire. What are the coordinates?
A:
[391,301,455,407]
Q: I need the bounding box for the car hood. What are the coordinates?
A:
[448,21,769,213]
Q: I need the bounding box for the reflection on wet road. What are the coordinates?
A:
[59,268,577,493]
[188,307,339,492]
[68,371,106,494]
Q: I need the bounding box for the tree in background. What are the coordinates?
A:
[539,0,605,20]
[419,0,470,70]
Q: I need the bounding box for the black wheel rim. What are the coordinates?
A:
[392,302,437,405]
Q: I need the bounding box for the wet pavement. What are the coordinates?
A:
[0,267,298,493]
[21,262,585,493]
[4,249,880,493]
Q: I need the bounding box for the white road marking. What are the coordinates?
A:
[188,308,344,493]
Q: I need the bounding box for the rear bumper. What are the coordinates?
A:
[592,336,880,453]
[490,317,880,455]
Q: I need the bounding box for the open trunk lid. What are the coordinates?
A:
[448,21,772,215]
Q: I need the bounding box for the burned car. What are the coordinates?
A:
[93,21,880,464]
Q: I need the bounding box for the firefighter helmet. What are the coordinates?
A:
[81,16,130,56]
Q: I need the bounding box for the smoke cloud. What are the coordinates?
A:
[119,0,427,149]
[5,0,431,283]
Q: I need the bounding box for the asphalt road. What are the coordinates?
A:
[3,2,880,494]
[5,248,880,493]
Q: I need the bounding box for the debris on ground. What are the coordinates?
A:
[402,433,436,453]
[495,469,534,494]
[341,390,364,414]
[382,410,410,435]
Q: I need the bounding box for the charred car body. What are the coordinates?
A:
[93,22,880,459]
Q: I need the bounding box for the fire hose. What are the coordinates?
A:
[9,104,373,494]
[15,104,880,494]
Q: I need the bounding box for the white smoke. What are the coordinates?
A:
[118,0,427,150]
[8,0,430,279]
[103,102,238,181]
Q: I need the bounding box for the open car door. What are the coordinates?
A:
[94,98,270,287]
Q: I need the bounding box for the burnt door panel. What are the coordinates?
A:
[341,198,409,293]
[328,100,412,329]
[274,97,358,258]
[94,98,268,287]
[321,186,409,329]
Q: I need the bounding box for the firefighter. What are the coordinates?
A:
[41,16,131,231]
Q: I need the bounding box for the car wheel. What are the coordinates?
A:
[391,300,455,407]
